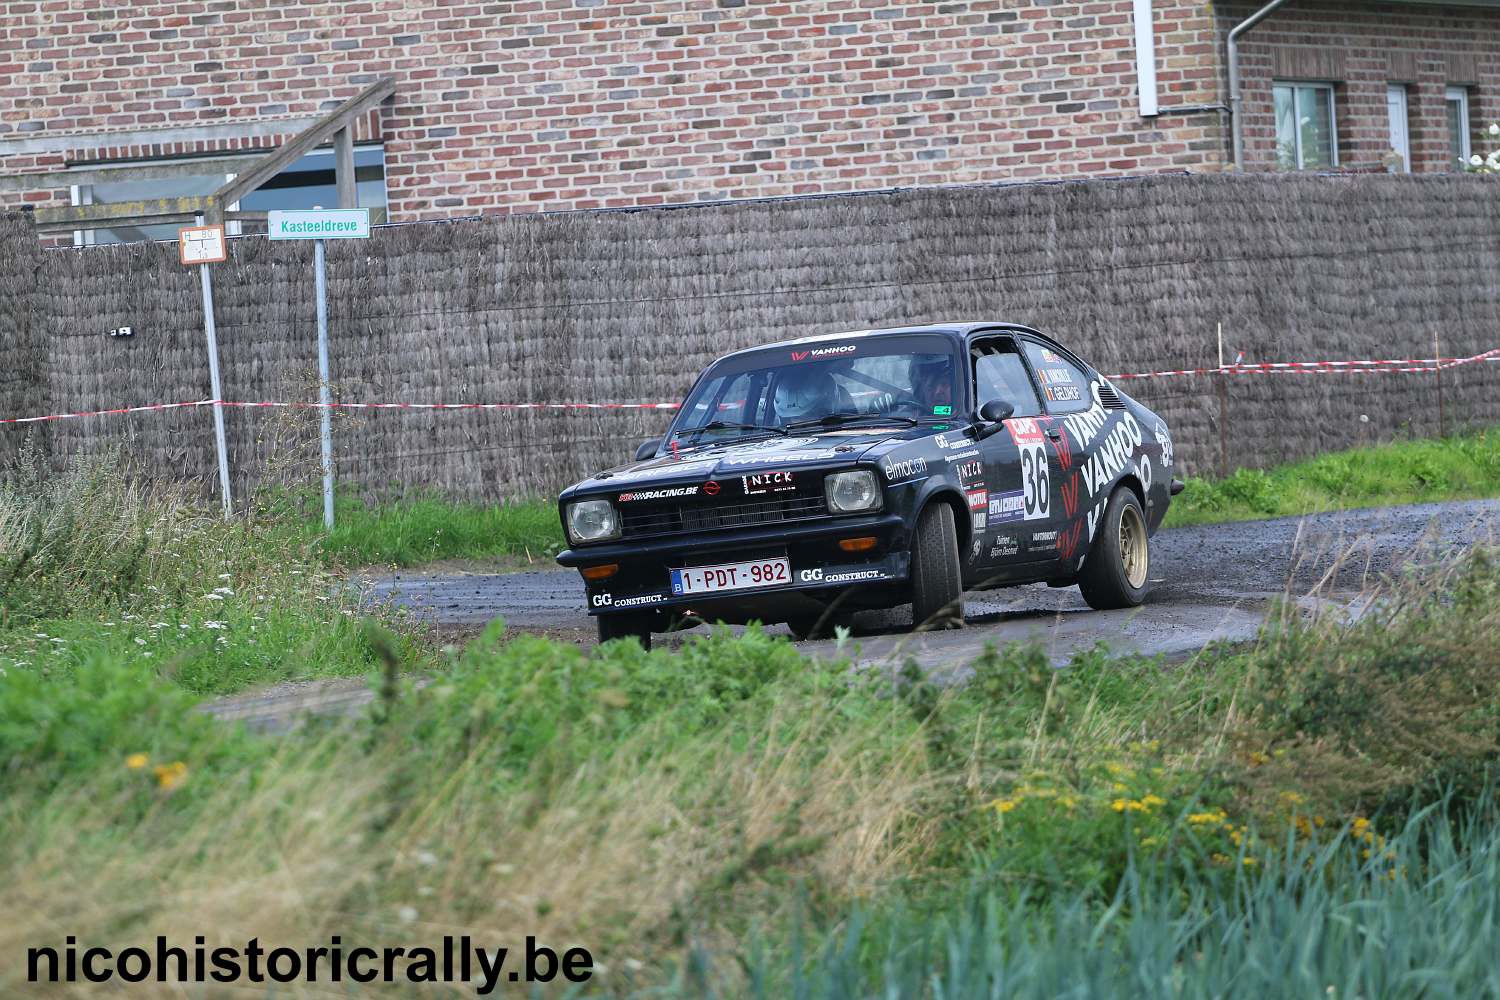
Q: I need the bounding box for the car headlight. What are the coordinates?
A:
[824,469,882,514]
[566,499,620,544]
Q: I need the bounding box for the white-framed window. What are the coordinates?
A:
[1273,81,1338,170]
[70,144,388,246]
[1386,84,1411,173]
[1446,85,1472,170]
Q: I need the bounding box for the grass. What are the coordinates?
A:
[1164,427,1500,527]
[281,429,1500,568]
[5,445,1500,994]
[4,453,1500,993]
[308,492,563,567]
[0,458,427,696]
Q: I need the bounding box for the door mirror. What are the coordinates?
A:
[975,399,1014,439]
[635,438,662,461]
[979,399,1014,422]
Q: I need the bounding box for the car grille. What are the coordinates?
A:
[622,495,827,537]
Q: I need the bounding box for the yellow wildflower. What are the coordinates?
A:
[1279,791,1306,805]
[1243,857,1257,867]
[124,753,149,771]
[153,761,188,792]
[1141,794,1167,809]
[1187,809,1227,825]
[993,798,1017,814]
[1112,798,1128,813]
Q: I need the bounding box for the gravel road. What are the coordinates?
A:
[208,499,1498,730]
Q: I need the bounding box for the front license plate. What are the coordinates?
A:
[670,557,791,596]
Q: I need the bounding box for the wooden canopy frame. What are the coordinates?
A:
[22,78,395,236]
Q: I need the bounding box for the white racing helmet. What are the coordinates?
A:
[773,367,837,422]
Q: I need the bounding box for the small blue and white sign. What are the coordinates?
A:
[267,208,370,240]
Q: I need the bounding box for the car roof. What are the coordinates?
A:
[718,322,1055,361]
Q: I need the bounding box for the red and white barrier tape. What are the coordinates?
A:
[1110,347,1500,380]
[4,348,1497,426]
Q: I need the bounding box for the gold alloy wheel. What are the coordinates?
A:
[1118,502,1149,589]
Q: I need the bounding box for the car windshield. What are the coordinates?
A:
[670,334,962,445]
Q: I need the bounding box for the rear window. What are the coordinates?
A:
[1021,341,1091,414]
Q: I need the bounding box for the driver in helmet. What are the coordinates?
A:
[774,366,838,424]
[911,357,954,412]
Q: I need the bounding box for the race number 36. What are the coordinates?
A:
[1021,445,1049,520]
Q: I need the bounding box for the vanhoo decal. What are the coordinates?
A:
[1079,410,1143,499]
[1005,419,1050,521]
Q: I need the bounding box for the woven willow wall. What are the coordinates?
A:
[4,172,1500,499]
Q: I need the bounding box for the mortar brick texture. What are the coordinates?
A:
[0,0,1228,222]
[1219,0,1500,174]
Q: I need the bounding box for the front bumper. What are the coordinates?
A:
[558,511,910,617]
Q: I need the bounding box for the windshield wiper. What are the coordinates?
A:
[672,420,788,442]
[784,413,919,432]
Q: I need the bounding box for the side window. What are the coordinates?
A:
[1021,341,1091,414]
[972,340,1042,418]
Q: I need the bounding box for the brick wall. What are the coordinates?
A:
[1222,0,1500,173]
[0,0,1227,224]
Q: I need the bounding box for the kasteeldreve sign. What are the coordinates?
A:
[267,209,370,240]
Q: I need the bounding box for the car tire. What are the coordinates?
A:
[597,612,653,650]
[1077,487,1150,611]
[910,501,964,630]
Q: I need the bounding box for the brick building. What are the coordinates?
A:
[1,0,1497,243]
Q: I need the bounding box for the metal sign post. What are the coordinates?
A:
[181,221,232,519]
[268,208,370,530]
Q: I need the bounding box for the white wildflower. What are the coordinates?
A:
[202,621,227,631]
[203,593,224,601]
[397,906,418,924]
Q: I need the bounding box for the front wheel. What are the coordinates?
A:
[1077,488,1150,610]
[597,612,654,650]
[910,502,964,630]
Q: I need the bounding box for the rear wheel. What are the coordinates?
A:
[1077,488,1150,610]
[910,502,964,630]
[597,612,654,650]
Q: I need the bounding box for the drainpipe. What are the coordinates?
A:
[1132,0,1158,117]
[1227,0,1292,170]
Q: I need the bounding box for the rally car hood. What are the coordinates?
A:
[563,426,937,498]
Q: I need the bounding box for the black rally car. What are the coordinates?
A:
[557,323,1182,648]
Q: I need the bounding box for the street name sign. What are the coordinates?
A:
[267,209,370,240]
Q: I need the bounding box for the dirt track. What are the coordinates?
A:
[207,499,1498,730]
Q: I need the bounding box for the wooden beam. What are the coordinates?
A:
[210,77,394,220]
[0,155,260,193]
[334,127,357,209]
[33,196,214,228]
